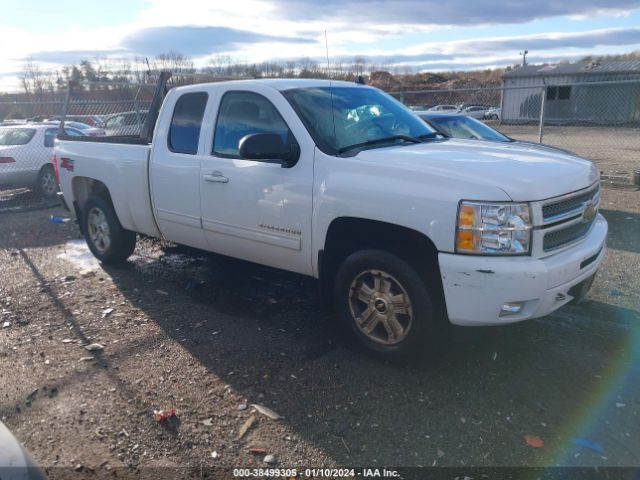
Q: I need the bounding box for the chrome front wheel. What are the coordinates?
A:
[349,269,414,345]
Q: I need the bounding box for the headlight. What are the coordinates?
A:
[456,201,532,255]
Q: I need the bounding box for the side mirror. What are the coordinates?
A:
[238,133,299,167]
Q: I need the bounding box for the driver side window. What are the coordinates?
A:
[213,91,292,158]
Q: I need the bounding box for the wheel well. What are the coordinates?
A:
[71,177,114,234]
[319,217,445,315]
[72,177,113,209]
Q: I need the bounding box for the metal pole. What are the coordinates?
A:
[538,84,547,144]
[141,71,172,142]
[499,80,505,125]
[133,85,143,131]
[57,81,74,136]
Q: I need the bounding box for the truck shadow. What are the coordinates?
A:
[600,209,640,254]
[0,205,75,249]
[99,244,640,467]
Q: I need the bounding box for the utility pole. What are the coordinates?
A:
[520,50,529,66]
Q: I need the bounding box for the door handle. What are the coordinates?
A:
[203,172,229,183]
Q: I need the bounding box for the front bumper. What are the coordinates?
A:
[439,213,607,326]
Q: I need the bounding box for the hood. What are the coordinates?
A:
[356,138,598,201]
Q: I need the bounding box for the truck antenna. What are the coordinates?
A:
[325,29,337,152]
[324,30,331,78]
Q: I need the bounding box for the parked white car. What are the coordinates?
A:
[55,79,607,358]
[427,104,458,112]
[0,124,84,199]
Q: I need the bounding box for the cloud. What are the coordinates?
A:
[31,26,635,67]
[267,0,640,26]
[270,28,640,69]
[23,49,127,64]
[120,25,314,56]
[465,27,640,53]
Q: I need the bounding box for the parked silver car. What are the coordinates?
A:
[0,124,84,199]
[483,107,501,120]
[427,104,458,112]
[103,111,148,136]
[416,111,577,155]
[458,105,492,119]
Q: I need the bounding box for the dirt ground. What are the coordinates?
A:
[1,185,639,479]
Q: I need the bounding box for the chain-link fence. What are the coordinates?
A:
[391,79,640,187]
[0,83,157,211]
[1,76,639,213]
[0,73,242,212]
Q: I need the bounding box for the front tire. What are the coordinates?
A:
[82,195,136,264]
[334,249,439,358]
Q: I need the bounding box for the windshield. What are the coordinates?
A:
[425,115,509,142]
[283,86,436,155]
[0,128,36,145]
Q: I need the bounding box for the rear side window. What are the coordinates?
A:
[168,93,208,154]
[0,128,36,145]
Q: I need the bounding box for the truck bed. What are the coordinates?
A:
[57,134,149,145]
[55,138,160,239]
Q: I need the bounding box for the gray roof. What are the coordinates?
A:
[503,60,640,78]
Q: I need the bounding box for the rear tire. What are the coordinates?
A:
[82,195,136,264]
[333,249,441,358]
[36,165,58,201]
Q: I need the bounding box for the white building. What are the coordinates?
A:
[501,60,640,125]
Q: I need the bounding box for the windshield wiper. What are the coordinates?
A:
[417,132,444,140]
[337,134,421,154]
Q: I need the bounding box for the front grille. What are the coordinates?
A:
[542,186,599,221]
[543,218,595,251]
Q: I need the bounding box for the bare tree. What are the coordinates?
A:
[154,52,195,73]
[20,59,46,96]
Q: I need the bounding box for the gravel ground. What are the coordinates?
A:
[0,186,639,478]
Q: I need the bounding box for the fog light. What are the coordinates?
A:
[500,302,523,315]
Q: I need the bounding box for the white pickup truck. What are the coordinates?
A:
[54,77,607,357]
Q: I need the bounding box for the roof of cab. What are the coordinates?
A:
[172,78,369,93]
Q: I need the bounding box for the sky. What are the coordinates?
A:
[2,0,640,90]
